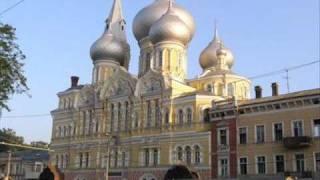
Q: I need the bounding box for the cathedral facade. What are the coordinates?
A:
[50,0,251,179]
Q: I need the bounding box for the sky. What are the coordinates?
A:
[0,0,319,143]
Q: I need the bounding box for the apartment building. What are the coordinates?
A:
[210,85,320,179]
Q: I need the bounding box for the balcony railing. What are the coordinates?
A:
[283,136,312,149]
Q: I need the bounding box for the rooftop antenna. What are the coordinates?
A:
[284,69,290,93]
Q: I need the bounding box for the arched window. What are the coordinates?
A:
[95,121,99,133]
[228,83,234,96]
[218,84,224,96]
[207,84,213,93]
[194,145,200,164]
[58,127,62,137]
[60,154,64,169]
[163,49,170,70]
[147,101,151,128]
[110,104,114,132]
[63,126,67,137]
[177,147,183,161]
[68,125,72,136]
[155,100,160,127]
[187,108,192,124]
[153,149,158,166]
[185,146,192,165]
[144,149,149,166]
[122,151,126,167]
[64,154,68,168]
[165,109,170,126]
[125,101,129,131]
[134,112,139,129]
[114,150,118,168]
[203,108,210,123]
[56,155,59,166]
[146,53,151,71]
[118,103,122,132]
[159,50,163,67]
[178,109,184,125]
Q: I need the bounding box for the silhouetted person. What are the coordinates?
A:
[39,167,54,180]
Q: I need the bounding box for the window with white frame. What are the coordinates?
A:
[274,123,283,141]
[219,129,228,145]
[275,155,284,173]
[315,152,320,172]
[239,127,247,144]
[313,119,320,137]
[256,156,266,174]
[219,158,228,177]
[293,121,303,137]
[239,157,247,175]
[256,125,265,143]
[295,154,304,172]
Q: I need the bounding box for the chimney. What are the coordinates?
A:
[71,76,79,88]
[254,86,262,99]
[272,82,279,96]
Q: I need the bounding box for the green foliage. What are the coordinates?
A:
[0,128,24,152]
[0,23,28,111]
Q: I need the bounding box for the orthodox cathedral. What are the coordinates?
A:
[50,0,251,179]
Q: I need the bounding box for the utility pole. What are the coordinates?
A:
[5,151,11,180]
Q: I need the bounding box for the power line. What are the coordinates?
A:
[0,0,25,17]
[1,113,50,119]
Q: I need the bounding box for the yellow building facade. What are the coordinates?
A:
[50,0,250,179]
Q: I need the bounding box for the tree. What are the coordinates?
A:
[0,128,24,152]
[0,23,28,111]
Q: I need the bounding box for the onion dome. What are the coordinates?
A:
[90,28,127,65]
[132,0,195,42]
[199,27,234,70]
[149,2,192,45]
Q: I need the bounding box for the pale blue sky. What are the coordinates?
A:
[0,0,319,143]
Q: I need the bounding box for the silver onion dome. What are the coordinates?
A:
[199,29,234,70]
[90,29,128,65]
[132,0,195,42]
[149,4,192,45]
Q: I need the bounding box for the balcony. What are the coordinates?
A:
[283,136,312,149]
